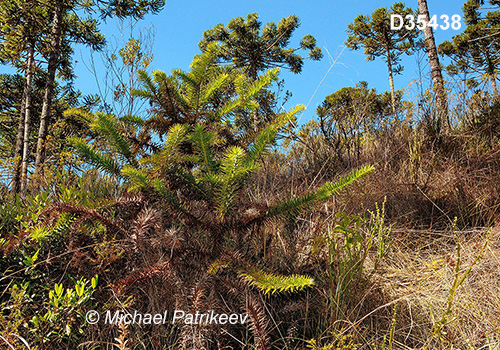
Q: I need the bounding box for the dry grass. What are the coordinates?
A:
[369,227,500,349]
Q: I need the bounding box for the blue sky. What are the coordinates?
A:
[3,0,465,125]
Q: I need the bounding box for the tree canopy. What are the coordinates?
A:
[439,0,500,97]
[346,2,419,115]
[199,13,322,80]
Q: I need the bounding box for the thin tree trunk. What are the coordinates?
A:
[381,26,398,117]
[386,47,397,117]
[418,0,450,134]
[491,75,498,97]
[19,42,36,198]
[11,78,27,194]
[33,0,64,188]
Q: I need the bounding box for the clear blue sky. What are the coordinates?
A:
[4,0,465,125]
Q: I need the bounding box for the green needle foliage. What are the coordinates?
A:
[68,136,123,176]
[240,268,314,295]
[131,42,280,140]
[199,13,322,80]
[346,2,419,115]
[66,109,140,177]
[265,165,374,222]
[439,0,500,97]
[199,13,322,133]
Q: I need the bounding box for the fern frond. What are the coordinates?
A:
[68,137,122,176]
[240,268,314,295]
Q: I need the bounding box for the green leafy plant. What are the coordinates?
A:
[366,198,393,273]
[311,200,391,331]
[0,276,98,349]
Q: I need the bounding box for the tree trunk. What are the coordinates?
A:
[11,76,27,194]
[491,75,498,97]
[33,0,64,188]
[385,46,397,117]
[418,0,450,134]
[381,25,398,117]
[19,42,36,198]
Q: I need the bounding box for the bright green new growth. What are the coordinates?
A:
[240,268,314,295]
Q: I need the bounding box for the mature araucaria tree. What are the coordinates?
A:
[439,0,500,99]
[199,13,323,131]
[199,13,322,80]
[346,2,419,116]
[32,0,165,190]
[0,0,48,195]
